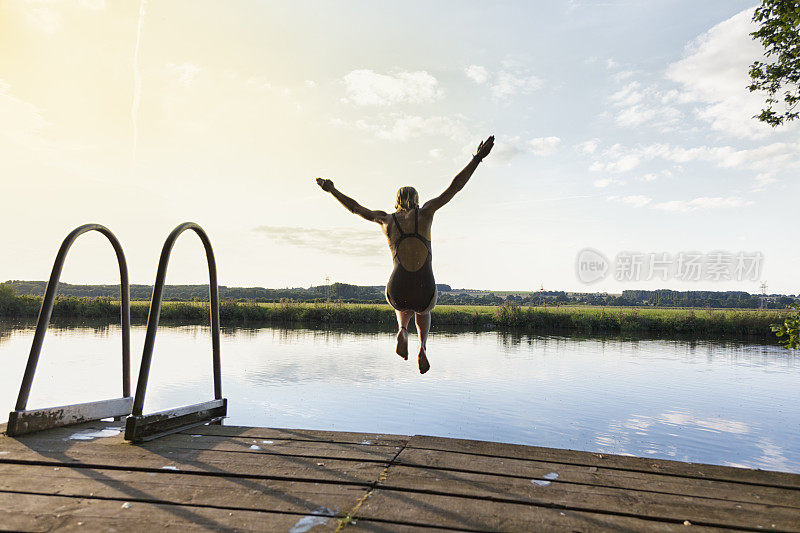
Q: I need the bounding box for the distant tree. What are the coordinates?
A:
[0,283,14,304]
[0,283,18,316]
[748,0,800,126]
[771,304,800,349]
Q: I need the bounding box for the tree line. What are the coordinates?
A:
[3,280,796,309]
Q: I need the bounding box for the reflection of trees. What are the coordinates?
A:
[0,321,19,346]
[2,320,790,374]
[0,319,39,346]
[47,318,113,336]
[493,328,783,349]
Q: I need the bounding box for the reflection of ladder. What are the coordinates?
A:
[5,222,227,442]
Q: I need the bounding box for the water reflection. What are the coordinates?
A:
[594,410,794,472]
[0,320,797,473]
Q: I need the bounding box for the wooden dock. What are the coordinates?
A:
[1,421,798,532]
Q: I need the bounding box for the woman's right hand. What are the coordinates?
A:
[316,177,334,192]
[475,135,495,160]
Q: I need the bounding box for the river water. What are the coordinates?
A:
[1,321,797,473]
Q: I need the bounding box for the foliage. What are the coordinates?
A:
[749,0,800,126]
[5,280,796,310]
[0,283,14,305]
[0,282,39,318]
[0,287,791,340]
[771,303,800,348]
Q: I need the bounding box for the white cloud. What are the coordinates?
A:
[652,196,751,212]
[304,80,317,88]
[609,154,640,172]
[254,226,383,257]
[608,81,681,129]
[666,7,779,139]
[490,135,561,163]
[343,70,443,106]
[623,195,651,207]
[589,140,800,176]
[640,173,657,182]
[589,153,640,173]
[613,70,636,82]
[616,104,681,128]
[428,148,442,159]
[341,113,466,142]
[593,178,624,188]
[579,139,599,154]
[752,172,777,191]
[490,70,543,98]
[602,8,796,138]
[528,136,561,155]
[464,65,489,84]
[608,195,652,207]
[610,82,644,107]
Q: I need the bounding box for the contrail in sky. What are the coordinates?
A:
[131,0,147,159]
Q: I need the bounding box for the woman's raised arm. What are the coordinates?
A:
[316,178,387,223]
[423,135,494,212]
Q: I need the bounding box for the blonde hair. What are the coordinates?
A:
[395,186,419,211]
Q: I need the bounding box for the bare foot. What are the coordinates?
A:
[418,346,430,374]
[396,328,408,360]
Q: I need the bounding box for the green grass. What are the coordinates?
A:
[0,294,789,341]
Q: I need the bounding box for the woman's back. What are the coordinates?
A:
[383,207,433,272]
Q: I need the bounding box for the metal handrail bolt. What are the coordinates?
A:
[7,224,132,436]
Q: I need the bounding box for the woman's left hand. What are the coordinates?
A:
[475,135,495,159]
[316,177,334,192]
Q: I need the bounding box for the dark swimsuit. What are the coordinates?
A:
[385,208,437,313]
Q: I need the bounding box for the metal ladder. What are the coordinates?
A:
[6,224,132,436]
[124,222,226,442]
[5,222,228,441]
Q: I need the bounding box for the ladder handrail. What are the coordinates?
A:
[131,222,221,416]
[14,224,131,412]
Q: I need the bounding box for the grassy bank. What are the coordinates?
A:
[0,292,790,340]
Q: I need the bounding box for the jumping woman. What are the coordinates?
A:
[316,135,494,373]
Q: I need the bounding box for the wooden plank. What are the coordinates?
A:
[0,491,341,532]
[345,521,465,532]
[0,466,474,532]
[396,447,800,508]
[375,465,800,531]
[0,444,388,485]
[2,419,408,447]
[354,489,724,532]
[0,463,366,516]
[144,433,403,462]
[179,424,410,447]
[6,396,132,436]
[2,429,402,463]
[408,435,800,489]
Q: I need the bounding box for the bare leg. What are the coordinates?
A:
[414,311,431,374]
[395,310,413,360]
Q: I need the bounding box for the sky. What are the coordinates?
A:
[0,0,797,294]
